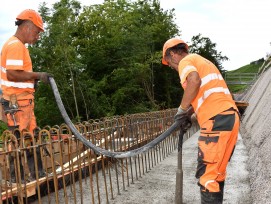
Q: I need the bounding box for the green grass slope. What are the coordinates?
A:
[226,59,264,93]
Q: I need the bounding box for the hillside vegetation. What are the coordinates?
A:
[230,58,264,74]
[226,58,264,93]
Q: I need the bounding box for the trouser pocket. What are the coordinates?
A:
[196,135,220,178]
[196,118,220,179]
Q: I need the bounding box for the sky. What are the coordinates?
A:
[0,0,270,71]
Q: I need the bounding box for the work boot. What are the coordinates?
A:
[201,190,223,204]
[218,181,225,203]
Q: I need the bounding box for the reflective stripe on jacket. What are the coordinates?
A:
[178,54,237,126]
[1,36,34,100]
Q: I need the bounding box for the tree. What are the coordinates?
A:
[189,33,229,74]
[31,0,85,127]
[75,0,181,115]
[30,0,181,126]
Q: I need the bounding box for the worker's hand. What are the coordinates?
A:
[37,72,53,84]
[174,106,194,121]
[174,106,194,131]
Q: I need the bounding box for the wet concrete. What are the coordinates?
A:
[111,131,251,204]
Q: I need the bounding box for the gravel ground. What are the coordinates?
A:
[240,67,271,204]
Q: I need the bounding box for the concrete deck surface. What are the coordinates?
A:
[111,131,251,204]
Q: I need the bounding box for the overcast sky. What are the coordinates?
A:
[0,0,270,71]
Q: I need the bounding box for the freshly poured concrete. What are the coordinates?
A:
[111,132,251,204]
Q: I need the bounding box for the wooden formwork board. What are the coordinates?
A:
[235,100,249,115]
[235,101,249,107]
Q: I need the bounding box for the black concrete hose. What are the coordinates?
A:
[49,77,183,158]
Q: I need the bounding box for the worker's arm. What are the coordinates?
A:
[7,70,39,82]
[180,71,201,110]
[7,70,51,84]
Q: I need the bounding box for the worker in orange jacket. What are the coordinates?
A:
[1,9,51,133]
[0,9,51,182]
[162,38,240,204]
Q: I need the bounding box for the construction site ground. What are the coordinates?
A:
[110,132,251,204]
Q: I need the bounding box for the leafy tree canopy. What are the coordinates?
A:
[29,0,228,127]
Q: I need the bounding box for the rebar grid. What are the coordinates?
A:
[0,109,199,203]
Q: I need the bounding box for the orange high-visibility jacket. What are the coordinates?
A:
[1,36,35,100]
[178,54,237,126]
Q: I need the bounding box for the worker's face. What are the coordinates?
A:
[165,52,179,72]
[26,23,42,45]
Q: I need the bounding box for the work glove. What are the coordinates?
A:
[174,106,194,121]
[174,106,194,131]
[38,72,53,84]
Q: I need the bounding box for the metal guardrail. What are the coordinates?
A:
[0,111,199,203]
[225,73,258,85]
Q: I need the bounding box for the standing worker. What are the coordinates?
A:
[0,9,51,181]
[162,38,240,204]
[0,9,51,133]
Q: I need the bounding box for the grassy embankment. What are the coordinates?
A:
[226,60,263,93]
